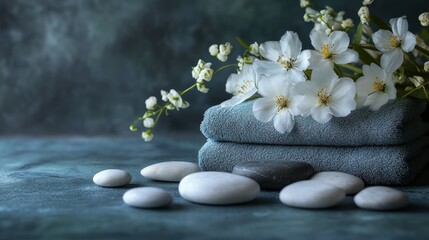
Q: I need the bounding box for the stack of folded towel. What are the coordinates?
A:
[199,98,429,185]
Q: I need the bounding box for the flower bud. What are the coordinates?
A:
[300,0,310,8]
[142,130,154,142]
[341,19,354,29]
[208,44,219,56]
[160,90,168,102]
[198,68,213,82]
[424,61,429,72]
[145,96,157,110]
[249,42,259,56]
[358,6,370,25]
[419,12,429,27]
[217,53,228,62]
[129,125,138,131]
[409,76,425,87]
[181,101,190,109]
[143,118,155,128]
[362,0,374,6]
[219,42,232,56]
[197,82,209,93]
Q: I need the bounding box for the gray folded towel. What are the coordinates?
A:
[201,98,428,146]
[198,137,429,185]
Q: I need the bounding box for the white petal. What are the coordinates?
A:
[381,49,403,72]
[295,50,311,71]
[280,31,302,59]
[384,73,397,100]
[225,73,240,94]
[332,49,358,64]
[252,98,276,122]
[221,88,257,108]
[253,60,284,77]
[330,79,357,117]
[401,32,416,53]
[311,105,333,123]
[368,63,386,80]
[390,16,408,39]
[310,30,328,51]
[331,77,356,99]
[308,50,325,69]
[311,66,337,87]
[356,75,375,97]
[365,92,389,111]
[259,41,282,62]
[273,110,295,134]
[285,68,306,83]
[328,31,350,54]
[373,30,395,52]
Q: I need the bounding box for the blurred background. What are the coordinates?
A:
[0,0,427,136]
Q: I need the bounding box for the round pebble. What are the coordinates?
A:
[280,180,346,209]
[354,186,408,210]
[311,171,365,195]
[179,172,260,205]
[141,161,200,182]
[232,161,314,190]
[123,187,173,208]
[93,169,132,187]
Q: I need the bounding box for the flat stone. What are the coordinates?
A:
[354,186,408,210]
[179,172,260,205]
[280,180,345,209]
[141,161,200,182]
[232,161,314,190]
[93,169,132,187]
[123,187,173,208]
[311,171,364,195]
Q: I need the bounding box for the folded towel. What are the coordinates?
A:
[201,98,428,146]
[198,137,429,185]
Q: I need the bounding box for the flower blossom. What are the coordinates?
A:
[294,66,356,123]
[252,75,300,133]
[419,12,429,27]
[356,63,396,111]
[145,96,157,110]
[308,30,358,69]
[143,118,155,128]
[372,16,416,72]
[221,64,257,108]
[256,31,311,83]
[358,6,370,25]
[142,130,154,142]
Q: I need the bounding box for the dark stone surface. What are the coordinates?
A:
[232,161,315,190]
[1,135,429,239]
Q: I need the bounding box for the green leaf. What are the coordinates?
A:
[370,14,391,31]
[353,22,363,45]
[421,28,429,43]
[236,36,250,49]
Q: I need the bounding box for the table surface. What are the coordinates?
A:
[1,134,429,240]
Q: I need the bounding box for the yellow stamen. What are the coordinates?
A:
[277,55,294,70]
[373,81,385,92]
[276,96,289,111]
[389,37,400,48]
[317,90,330,106]
[321,44,332,59]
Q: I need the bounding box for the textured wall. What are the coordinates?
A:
[0,0,426,135]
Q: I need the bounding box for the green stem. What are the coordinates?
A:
[401,81,429,99]
[180,83,197,95]
[338,64,363,74]
[214,64,237,75]
[415,45,429,59]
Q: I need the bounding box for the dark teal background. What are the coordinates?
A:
[0,0,427,135]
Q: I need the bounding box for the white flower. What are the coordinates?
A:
[142,130,154,142]
[145,96,157,110]
[166,89,183,109]
[221,64,257,107]
[252,75,300,133]
[356,63,396,111]
[143,118,155,128]
[300,0,310,8]
[294,66,356,123]
[362,0,374,6]
[197,82,209,93]
[219,42,232,56]
[181,101,190,109]
[372,16,416,72]
[160,90,168,102]
[419,12,429,27]
[197,68,213,83]
[217,53,228,62]
[341,19,354,29]
[425,61,429,72]
[308,30,358,69]
[237,55,255,72]
[358,6,370,25]
[249,42,260,56]
[209,44,219,56]
[256,31,311,83]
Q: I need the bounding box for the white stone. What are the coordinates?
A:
[93,169,132,187]
[311,171,365,195]
[123,187,173,208]
[141,161,200,182]
[179,172,260,205]
[280,180,346,209]
[354,186,408,210]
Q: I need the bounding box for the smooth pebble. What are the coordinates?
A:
[141,161,200,182]
[354,186,408,210]
[93,169,132,187]
[179,172,260,205]
[311,171,365,195]
[123,187,173,208]
[232,161,314,190]
[280,180,345,209]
